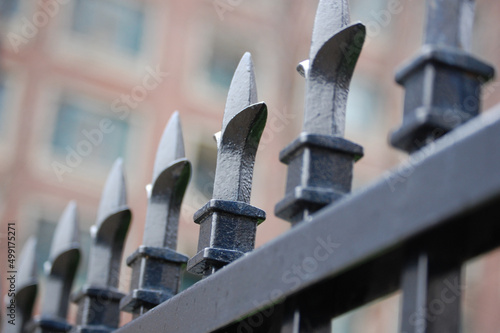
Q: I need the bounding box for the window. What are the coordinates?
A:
[51,94,130,165]
[0,0,20,19]
[193,142,217,201]
[207,33,248,91]
[71,0,145,57]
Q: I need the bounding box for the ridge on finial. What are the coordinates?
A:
[152,111,186,185]
[222,52,258,135]
[310,0,351,60]
[46,201,79,271]
[95,158,127,229]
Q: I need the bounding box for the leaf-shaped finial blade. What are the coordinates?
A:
[310,0,350,60]
[152,111,185,184]
[223,52,257,134]
[17,237,38,290]
[96,158,127,228]
[86,159,131,287]
[48,201,79,264]
[142,112,191,249]
[41,201,80,321]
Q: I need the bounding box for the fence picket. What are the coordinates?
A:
[72,159,131,332]
[2,237,37,333]
[186,52,267,278]
[120,112,191,317]
[392,1,495,332]
[30,202,80,333]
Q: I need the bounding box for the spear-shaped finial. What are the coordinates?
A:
[187,52,267,277]
[120,112,191,317]
[2,237,38,333]
[72,159,131,332]
[276,0,365,224]
[32,201,80,333]
[391,0,494,152]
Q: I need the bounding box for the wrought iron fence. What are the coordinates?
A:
[3,0,500,332]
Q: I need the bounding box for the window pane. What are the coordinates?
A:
[51,96,129,164]
[72,0,145,56]
[0,0,19,19]
[193,143,217,200]
[207,32,246,90]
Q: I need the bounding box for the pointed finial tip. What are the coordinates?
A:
[96,159,128,227]
[310,0,351,59]
[152,112,186,183]
[49,201,79,261]
[239,52,254,73]
[113,157,123,168]
[17,236,38,287]
[223,52,258,132]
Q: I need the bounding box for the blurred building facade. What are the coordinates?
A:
[0,0,499,331]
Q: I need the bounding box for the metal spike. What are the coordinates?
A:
[143,111,189,249]
[309,0,350,60]
[32,201,80,333]
[394,1,493,332]
[222,52,257,132]
[212,53,267,203]
[72,159,131,333]
[121,112,191,317]
[276,0,365,224]
[152,111,185,186]
[424,0,474,51]
[187,53,267,277]
[303,0,364,137]
[2,237,38,333]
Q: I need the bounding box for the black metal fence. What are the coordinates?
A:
[3,0,500,332]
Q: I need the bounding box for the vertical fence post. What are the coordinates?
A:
[391,1,495,332]
[30,202,80,333]
[2,237,38,333]
[186,52,267,278]
[274,0,365,331]
[275,0,365,225]
[71,159,131,332]
[120,112,191,317]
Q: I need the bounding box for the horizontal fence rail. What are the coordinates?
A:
[1,0,499,332]
[114,104,500,332]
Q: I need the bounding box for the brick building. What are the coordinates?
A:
[0,0,499,331]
